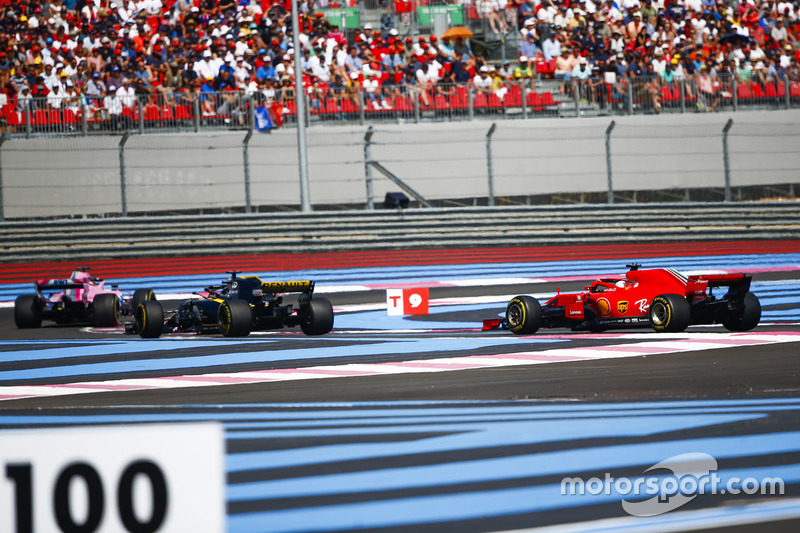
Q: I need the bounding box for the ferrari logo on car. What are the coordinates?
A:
[617,301,629,313]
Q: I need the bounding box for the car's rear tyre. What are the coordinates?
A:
[722,292,761,332]
[132,289,156,312]
[649,294,691,333]
[136,301,164,338]
[506,295,542,335]
[218,300,252,337]
[15,295,43,329]
[93,293,120,327]
[300,297,334,336]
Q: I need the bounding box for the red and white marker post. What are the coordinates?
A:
[386,288,430,316]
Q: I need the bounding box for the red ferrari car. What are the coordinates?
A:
[495,265,761,335]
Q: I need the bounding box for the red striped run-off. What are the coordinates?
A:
[1,240,797,284]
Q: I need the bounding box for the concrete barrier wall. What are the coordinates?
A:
[3,110,799,218]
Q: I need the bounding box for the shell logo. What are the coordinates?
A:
[597,298,611,317]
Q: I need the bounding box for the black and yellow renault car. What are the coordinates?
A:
[132,272,333,338]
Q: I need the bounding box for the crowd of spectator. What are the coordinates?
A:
[0,0,798,127]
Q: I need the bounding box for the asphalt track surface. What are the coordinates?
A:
[1,243,800,532]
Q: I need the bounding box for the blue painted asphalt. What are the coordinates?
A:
[227,463,800,533]
[2,400,797,532]
[0,336,566,382]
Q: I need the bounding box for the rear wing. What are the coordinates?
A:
[260,280,315,294]
[35,280,86,291]
[687,273,751,289]
[687,273,752,298]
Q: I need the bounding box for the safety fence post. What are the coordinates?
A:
[605,120,616,204]
[137,98,144,134]
[486,123,497,207]
[25,107,32,139]
[193,98,200,132]
[0,132,6,221]
[521,82,528,119]
[358,88,366,126]
[243,125,253,214]
[785,78,791,110]
[291,0,311,213]
[573,79,580,117]
[468,85,475,121]
[119,131,130,216]
[364,126,375,210]
[81,100,88,136]
[626,83,633,115]
[722,118,734,203]
[679,79,686,113]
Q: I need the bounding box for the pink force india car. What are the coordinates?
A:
[489,265,761,335]
[14,269,155,328]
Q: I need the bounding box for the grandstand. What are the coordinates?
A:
[0,0,798,135]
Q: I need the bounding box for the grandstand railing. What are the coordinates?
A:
[2,74,799,137]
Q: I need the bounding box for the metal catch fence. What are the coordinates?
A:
[4,73,800,138]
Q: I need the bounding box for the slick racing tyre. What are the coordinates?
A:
[218,300,253,337]
[506,295,543,335]
[136,300,164,338]
[15,295,43,329]
[132,289,157,312]
[93,293,120,327]
[649,294,691,333]
[722,292,761,332]
[300,297,334,336]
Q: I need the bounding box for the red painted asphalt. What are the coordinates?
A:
[1,240,797,284]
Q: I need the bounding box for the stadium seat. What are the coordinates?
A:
[174,105,191,119]
[32,109,49,125]
[488,94,503,108]
[63,109,80,124]
[450,92,468,110]
[6,108,24,127]
[506,86,522,106]
[540,92,555,105]
[393,96,413,112]
[765,83,777,97]
[473,93,489,109]
[144,104,160,121]
[750,82,764,98]
[323,99,339,113]
[736,83,752,99]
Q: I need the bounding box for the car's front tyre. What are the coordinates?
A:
[218,300,252,337]
[506,295,542,335]
[132,289,157,312]
[136,301,164,338]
